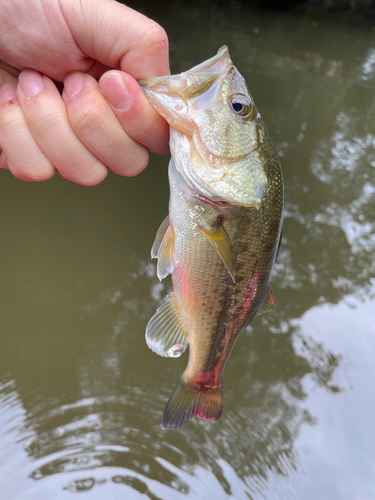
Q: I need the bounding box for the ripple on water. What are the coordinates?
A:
[20,388,189,495]
[1,374,308,500]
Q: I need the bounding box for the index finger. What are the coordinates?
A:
[61,0,170,79]
[99,70,169,154]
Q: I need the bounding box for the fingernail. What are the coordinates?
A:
[101,74,131,110]
[64,72,84,99]
[19,70,45,96]
[0,83,17,102]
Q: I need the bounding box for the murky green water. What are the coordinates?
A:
[1,1,375,498]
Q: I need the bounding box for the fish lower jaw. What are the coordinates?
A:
[194,192,261,210]
[194,193,234,208]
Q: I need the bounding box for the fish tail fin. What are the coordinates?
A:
[163,377,223,429]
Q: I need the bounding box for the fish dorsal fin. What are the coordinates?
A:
[146,294,188,358]
[151,215,170,258]
[201,221,235,283]
[256,286,276,316]
[151,216,176,281]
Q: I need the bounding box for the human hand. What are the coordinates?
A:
[0,0,170,184]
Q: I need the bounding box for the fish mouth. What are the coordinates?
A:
[193,193,235,209]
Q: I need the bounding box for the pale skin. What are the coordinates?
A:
[0,0,170,185]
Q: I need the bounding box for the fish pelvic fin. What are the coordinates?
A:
[256,286,276,316]
[151,215,175,281]
[146,293,188,358]
[163,377,223,429]
[151,215,170,258]
[201,220,235,283]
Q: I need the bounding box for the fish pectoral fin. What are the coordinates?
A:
[201,222,235,283]
[151,215,170,258]
[256,286,276,316]
[146,293,188,358]
[152,217,175,281]
[163,377,223,429]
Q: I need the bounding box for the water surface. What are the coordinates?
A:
[0,2,374,498]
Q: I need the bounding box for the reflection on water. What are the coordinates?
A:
[0,1,375,499]
[0,257,346,498]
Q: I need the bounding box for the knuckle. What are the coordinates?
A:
[124,150,149,177]
[71,104,107,137]
[11,163,55,182]
[80,169,108,186]
[29,109,62,134]
[127,114,169,154]
[142,23,169,53]
[130,117,155,145]
[151,24,169,46]
[0,112,22,136]
[60,162,108,186]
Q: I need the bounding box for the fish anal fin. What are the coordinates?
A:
[201,221,235,283]
[146,293,188,358]
[256,286,276,316]
[156,223,175,281]
[163,377,223,429]
[151,215,170,259]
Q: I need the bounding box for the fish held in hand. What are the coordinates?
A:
[140,46,283,429]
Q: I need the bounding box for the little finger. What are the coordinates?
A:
[0,83,56,180]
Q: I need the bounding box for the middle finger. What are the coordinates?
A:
[63,72,150,177]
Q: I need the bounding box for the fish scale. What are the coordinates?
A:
[141,46,283,429]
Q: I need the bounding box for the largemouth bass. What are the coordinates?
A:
[140,46,283,429]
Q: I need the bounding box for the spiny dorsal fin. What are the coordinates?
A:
[201,221,235,283]
[163,377,223,429]
[256,286,276,316]
[151,215,170,259]
[151,216,175,281]
[146,293,188,358]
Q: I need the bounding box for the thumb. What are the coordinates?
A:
[61,0,170,80]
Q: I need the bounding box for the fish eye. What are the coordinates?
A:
[229,95,252,117]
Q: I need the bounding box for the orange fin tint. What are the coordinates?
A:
[146,293,188,358]
[201,222,235,283]
[256,286,276,316]
[163,378,223,429]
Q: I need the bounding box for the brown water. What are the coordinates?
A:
[1,2,375,498]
